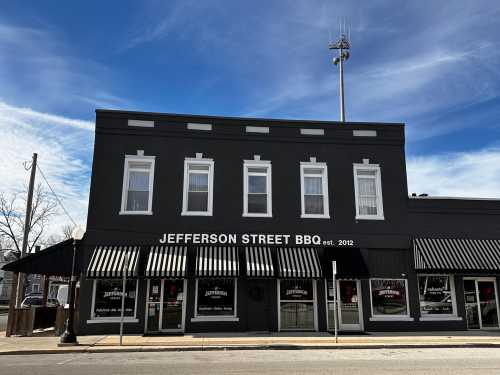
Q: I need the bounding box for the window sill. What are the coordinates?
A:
[369,316,414,322]
[301,214,330,219]
[87,318,139,324]
[355,215,384,221]
[119,211,153,215]
[242,213,272,218]
[181,211,213,216]
[191,316,239,323]
[419,316,462,321]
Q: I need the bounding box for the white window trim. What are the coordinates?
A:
[191,278,239,322]
[88,279,139,323]
[353,162,384,220]
[119,154,155,215]
[369,278,412,321]
[277,279,318,332]
[243,160,272,218]
[300,161,330,219]
[181,157,214,216]
[417,274,460,321]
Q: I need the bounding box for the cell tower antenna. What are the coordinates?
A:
[329,22,351,122]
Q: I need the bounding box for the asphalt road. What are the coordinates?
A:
[1,348,500,374]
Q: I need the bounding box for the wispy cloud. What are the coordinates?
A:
[407,148,500,198]
[0,101,93,237]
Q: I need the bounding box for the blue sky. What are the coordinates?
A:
[1,1,500,235]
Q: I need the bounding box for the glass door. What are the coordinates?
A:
[146,279,185,333]
[327,279,363,331]
[464,278,499,330]
[478,280,499,329]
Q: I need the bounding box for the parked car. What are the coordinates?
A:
[21,295,60,308]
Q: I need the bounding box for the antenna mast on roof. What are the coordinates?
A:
[329,21,351,122]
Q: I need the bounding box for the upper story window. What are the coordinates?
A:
[300,160,330,219]
[353,160,384,220]
[182,156,214,216]
[243,158,272,217]
[120,153,155,215]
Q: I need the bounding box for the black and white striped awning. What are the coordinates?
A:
[414,238,500,271]
[277,247,322,278]
[87,245,140,278]
[196,246,239,277]
[146,246,187,278]
[245,247,274,277]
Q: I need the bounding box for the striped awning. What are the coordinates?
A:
[414,238,500,271]
[196,246,239,277]
[245,247,274,277]
[146,246,187,278]
[277,247,322,278]
[87,245,140,278]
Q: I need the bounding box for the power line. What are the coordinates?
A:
[36,164,77,227]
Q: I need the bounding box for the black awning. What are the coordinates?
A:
[245,247,274,277]
[145,245,187,278]
[86,245,140,278]
[277,247,322,278]
[195,246,239,277]
[322,248,369,278]
[414,238,500,272]
[1,239,77,277]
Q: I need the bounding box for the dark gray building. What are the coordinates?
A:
[6,109,500,334]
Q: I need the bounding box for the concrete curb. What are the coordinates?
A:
[2,342,500,355]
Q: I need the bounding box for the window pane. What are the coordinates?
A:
[280,302,314,330]
[189,164,209,171]
[248,194,267,213]
[418,275,453,315]
[248,167,267,174]
[197,279,235,316]
[129,171,149,191]
[248,175,266,193]
[304,168,323,175]
[280,280,314,301]
[357,169,376,176]
[189,173,208,192]
[305,195,324,214]
[358,177,376,196]
[129,161,151,170]
[126,191,149,211]
[359,196,378,215]
[188,191,208,212]
[304,176,322,195]
[93,279,137,318]
[370,279,407,316]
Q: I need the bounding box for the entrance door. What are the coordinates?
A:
[464,278,499,330]
[246,280,270,331]
[146,279,186,333]
[327,279,363,331]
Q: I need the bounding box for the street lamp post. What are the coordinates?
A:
[60,226,85,345]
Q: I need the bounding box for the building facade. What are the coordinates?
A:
[77,109,500,335]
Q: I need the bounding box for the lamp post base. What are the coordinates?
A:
[59,330,78,345]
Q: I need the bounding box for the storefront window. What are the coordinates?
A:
[196,279,236,316]
[370,279,408,316]
[418,275,455,316]
[92,279,137,319]
[279,279,315,330]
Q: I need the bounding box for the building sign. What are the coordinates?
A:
[280,280,314,301]
[159,232,355,247]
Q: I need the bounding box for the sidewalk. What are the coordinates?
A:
[1,331,500,355]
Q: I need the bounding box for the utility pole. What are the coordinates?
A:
[16,152,37,307]
[329,32,351,122]
[6,153,37,336]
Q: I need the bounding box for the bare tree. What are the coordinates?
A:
[0,183,58,259]
[44,223,75,247]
